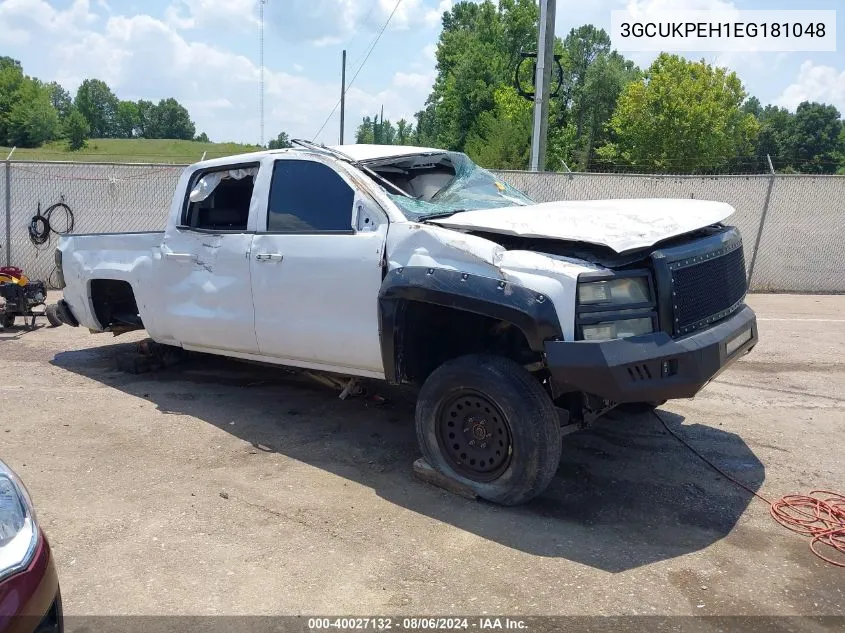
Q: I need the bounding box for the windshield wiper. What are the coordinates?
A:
[420,210,467,222]
[290,139,412,198]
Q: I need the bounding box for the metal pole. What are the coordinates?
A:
[4,160,10,267]
[747,154,776,288]
[259,0,266,146]
[340,49,347,145]
[530,0,556,172]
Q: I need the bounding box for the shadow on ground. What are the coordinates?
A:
[52,342,766,573]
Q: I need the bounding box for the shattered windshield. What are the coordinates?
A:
[367,151,534,221]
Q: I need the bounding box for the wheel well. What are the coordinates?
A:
[396,300,542,384]
[90,280,142,329]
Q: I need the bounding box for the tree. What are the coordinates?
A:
[47,82,74,122]
[75,79,119,137]
[115,100,140,138]
[195,132,211,143]
[0,57,25,143]
[145,98,196,140]
[136,99,155,138]
[784,101,843,174]
[465,86,531,169]
[356,116,375,144]
[424,0,538,150]
[598,54,759,171]
[66,108,90,150]
[753,105,792,169]
[267,131,291,149]
[396,119,414,145]
[5,76,59,147]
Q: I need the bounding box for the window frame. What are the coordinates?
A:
[178,161,261,234]
[262,157,363,236]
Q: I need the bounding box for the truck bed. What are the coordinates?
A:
[58,232,165,331]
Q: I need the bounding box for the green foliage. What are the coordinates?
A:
[600,54,759,171]
[552,27,639,170]
[355,115,411,146]
[465,86,531,169]
[144,98,196,140]
[424,0,538,150]
[75,79,119,138]
[0,57,26,144]
[47,82,74,123]
[267,131,292,149]
[195,132,211,143]
[66,108,90,151]
[116,101,140,138]
[786,101,842,174]
[6,78,60,147]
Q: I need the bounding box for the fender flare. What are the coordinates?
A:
[377,266,563,384]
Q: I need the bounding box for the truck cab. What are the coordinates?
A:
[55,143,757,505]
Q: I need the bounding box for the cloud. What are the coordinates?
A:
[164,0,259,31]
[776,61,845,113]
[0,0,363,143]
[266,0,445,46]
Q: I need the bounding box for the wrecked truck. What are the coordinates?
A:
[54,141,757,505]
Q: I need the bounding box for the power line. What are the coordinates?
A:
[312,0,404,141]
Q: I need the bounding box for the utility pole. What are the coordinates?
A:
[339,49,347,145]
[259,0,266,146]
[530,0,556,172]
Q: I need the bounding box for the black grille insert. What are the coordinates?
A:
[671,245,747,335]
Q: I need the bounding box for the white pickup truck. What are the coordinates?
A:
[55,141,757,505]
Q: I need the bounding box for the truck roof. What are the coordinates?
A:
[192,144,446,169]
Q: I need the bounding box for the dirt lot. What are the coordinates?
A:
[1,293,843,617]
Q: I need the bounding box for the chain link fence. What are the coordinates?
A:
[1,160,842,293]
[1,161,183,285]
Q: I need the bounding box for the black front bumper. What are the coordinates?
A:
[544,305,757,403]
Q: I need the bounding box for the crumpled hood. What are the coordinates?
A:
[430,198,735,254]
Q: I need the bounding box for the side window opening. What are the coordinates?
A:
[183,166,258,231]
[267,160,355,232]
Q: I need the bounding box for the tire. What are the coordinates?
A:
[45,304,63,327]
[1,313,14,329]
[415,354,562,506]
[617,400,666,414]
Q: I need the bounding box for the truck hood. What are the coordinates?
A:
[429,198,735,254]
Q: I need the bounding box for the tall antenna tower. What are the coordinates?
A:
[259,0,266,146]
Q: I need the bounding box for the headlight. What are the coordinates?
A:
[0,461,39,581]
[582,317,654,341]
[578,277,650,306]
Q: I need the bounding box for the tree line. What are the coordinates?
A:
[356,0,845,174]
[0,56,207,151]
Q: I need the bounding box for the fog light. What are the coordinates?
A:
[726,327,753,357]
[582,317,653,341]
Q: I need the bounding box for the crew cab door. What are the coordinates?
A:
[156,162,260,353]
[249,156,387,374]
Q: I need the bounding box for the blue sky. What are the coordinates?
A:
[1,0,843,146]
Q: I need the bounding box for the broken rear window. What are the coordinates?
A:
[362,152,534,221]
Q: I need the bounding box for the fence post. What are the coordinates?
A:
[3,160,10,267]
[746,154,776,289]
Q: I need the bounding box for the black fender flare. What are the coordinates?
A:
[378,266,563,384]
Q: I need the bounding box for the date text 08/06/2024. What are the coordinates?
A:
[307,617,529,630]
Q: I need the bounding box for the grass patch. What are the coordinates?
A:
[1,138,264,164]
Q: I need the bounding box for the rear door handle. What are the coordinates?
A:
[164,252,197,263]
[255,253,284,262]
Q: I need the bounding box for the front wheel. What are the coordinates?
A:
[415,354,561,505]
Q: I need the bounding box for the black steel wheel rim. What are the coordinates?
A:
[435,389,512,482]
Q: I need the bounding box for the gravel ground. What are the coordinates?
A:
[1,293,843,619]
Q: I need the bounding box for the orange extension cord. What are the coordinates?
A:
[653,411,845,568]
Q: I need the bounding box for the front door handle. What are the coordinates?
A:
[164,252,197,263]
[255,253,284,262]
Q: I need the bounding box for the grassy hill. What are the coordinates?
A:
[1,138,263,164]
